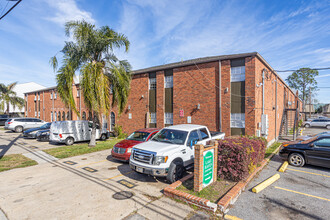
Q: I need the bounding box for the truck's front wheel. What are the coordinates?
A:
[167,161,185,183]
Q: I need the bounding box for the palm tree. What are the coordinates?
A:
[50,20,131,147]
[0,82,24,114]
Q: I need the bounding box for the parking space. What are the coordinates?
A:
[301,127,329,136]
[0,129,192,220]
[227,154,330,220]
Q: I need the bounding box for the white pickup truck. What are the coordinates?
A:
[129,124,225,183]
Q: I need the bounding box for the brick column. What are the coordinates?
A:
[156,70,164,127]
[194,144,204,192]
[221,60,231,136]
[194,141,218,192]
[245,56,256,136]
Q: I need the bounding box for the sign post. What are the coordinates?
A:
[194,141,218,192]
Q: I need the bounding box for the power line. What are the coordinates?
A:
[275,67,330,72]
[0,0,22,21]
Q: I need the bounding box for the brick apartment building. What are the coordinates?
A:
[25,52,301,143]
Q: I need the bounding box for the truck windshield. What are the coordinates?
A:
[152,129,188,145]
[126,132,150,141]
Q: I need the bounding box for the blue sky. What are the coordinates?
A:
[0,0,330,103]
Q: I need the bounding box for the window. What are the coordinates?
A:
[187,130,200,146]
[231,113,245,128]
[82,112,86,120]
[164,76,173,88]
[62,111,65,121]
[111,112,115,131]
[231,66,245,82]
[58,112,61,121]
[54,112,57,121]
[110,84,113,94]
[77,89,80,97]
[67,111,70,120]
[34,93,37,101]
[51,111,53,121]
[199,128,209,140]
[150,112,157,124]
[51,91,53,99]
[164,113,173,125]
[149,78,156,90]
[54,91,57,99]
[314,138,330,147]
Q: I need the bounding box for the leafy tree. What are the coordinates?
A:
[286,68,318,111]
[0,82,24,114]
[50,20,131,147]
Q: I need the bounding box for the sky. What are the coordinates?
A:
[0,0,330,103]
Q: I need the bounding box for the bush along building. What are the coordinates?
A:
[25,52,302,143]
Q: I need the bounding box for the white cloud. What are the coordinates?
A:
[45,0,95,25]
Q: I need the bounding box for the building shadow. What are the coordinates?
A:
[0,135,21,159]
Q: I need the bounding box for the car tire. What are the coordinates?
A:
[288,153,305,167]
[100,134,107,141]
[166,161,185,183]
[304,124,310,128]
[326,125,330,130]
[15,126,23,133]
[65,137,74,146]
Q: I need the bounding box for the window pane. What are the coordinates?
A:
[230,113,245,128]
[200,128,209,140]
[149,78,156,90]
[231,66,245,82]
[150,112,157,123]
[187,130,199,146]
[164,76,173,88]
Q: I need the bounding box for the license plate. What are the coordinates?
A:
[136,167,143,173]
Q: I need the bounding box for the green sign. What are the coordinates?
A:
[203,149,214,187]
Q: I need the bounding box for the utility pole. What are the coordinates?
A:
[309,87,312,119]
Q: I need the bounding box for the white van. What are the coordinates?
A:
[50,120,109,145]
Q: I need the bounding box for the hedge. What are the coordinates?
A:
[217,136,267,181]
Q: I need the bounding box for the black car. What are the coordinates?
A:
[23,122,52,138]
[279,134,330,168]
[36,129,50,142]
[0,115,9,126]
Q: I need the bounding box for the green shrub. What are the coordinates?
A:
[114,125,127,139]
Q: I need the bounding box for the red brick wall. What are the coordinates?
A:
[245,57,256,136]
[173,62,219,132]
[221,60,231,136]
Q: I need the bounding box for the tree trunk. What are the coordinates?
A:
[89,111,97,147]
[6,102,9,115]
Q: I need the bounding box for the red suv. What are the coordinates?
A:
[111,128,160,162]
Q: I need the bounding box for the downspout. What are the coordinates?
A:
[219,60,222,132]
[43,91,45,121]
[275,77,277,140]
[79,87,81,120]
[262,69,265,115]
[52,90,54,122]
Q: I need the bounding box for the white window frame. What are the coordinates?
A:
[164,76,173,88]
[149,78,156,90]
[164,113,173,125]
[230,113,245,128]
[231,66,245,82]
[150,112,157,124]
[54,91,57,99]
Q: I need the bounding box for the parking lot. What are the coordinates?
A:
[0,130,193,220]
[227,127,330,220]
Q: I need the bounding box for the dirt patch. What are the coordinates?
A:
[177,178,236,203]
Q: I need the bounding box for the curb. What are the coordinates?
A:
[217,144,282,213]
[163,174,218,212]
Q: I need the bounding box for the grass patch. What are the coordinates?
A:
[177,178,236,203]
[0,154,38,172]
[264,142,282,158]
[43,138,123,159]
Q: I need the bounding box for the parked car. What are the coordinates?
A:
[279,134,330,168]
[297,131,330,141]
[23,122,52,138]
[111,128,160,162]
[304,118,330,129]
[0,115,9,126]
[49,120,109,145]
[4,118,47,132]
[36,129,50,142]
[129,124,225,183]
